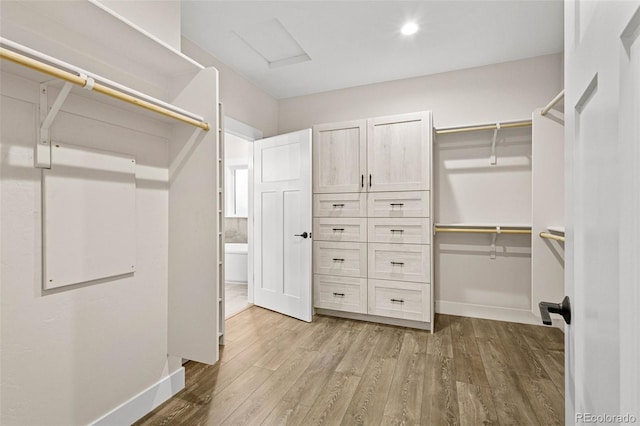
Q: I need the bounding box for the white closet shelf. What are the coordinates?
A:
[547,226,565,234]
[7,0,203,77]
[0,43,209,130]
[435,223,532,228]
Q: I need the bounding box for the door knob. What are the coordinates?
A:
[294,232,309,239]
[539,296,571,325]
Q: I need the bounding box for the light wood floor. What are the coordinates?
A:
[136,307,564,425]
[225,283,249,318]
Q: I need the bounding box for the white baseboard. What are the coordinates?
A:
[91,367,185,426]
[436,300,564,329]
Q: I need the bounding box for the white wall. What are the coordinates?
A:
[0,72,179,425]
[279,54,563,324]
[182,37,279,138]
[279,54,562,132]
[95,0,181,50]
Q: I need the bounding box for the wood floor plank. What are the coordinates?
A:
[335,323,382,376]
[382,330,427,425]
[137,307,565,426]
[221,349,319,425]
[495,321,551,380]
[178,365,273,425]
[421,354,460,425]
[456,381,498,426]
[301,372,362,426]
[428,314,453,358]
[533,349,565,396]
[450,315,491,387]
[261,400,312,426]
[341,356,397,426]
[477,338,540,425]
[519,376,564,426]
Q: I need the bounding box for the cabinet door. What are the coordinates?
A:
[313,120,366,193]
[367,112,431,192]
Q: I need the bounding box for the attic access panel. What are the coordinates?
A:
[43,143,136,290]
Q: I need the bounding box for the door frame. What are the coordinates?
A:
[224,116,262,305]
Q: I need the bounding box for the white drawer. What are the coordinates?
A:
[313,218,367,242]
[314,193,366,218]
[314,275,366,313]
[368,243,430,283]
[368,218,431,244]
[368,279,430,322]
[368,191,430,218]
[313,241,367,278]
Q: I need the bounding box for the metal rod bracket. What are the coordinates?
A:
[37,81,73,169]
[490,122,500,165]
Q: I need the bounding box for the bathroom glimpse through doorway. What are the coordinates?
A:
[222,117,261,319]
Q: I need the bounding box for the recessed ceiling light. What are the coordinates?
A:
[401,22,419,36]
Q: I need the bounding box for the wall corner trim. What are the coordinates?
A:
[90,367,185,426]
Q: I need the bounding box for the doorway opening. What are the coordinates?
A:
[222,117,261,318]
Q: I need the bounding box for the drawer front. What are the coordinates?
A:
[314,275,366,313]
[314,241,367,278]
[368,191,430,218]
[368,279,430,322]
[368,243,430,283]
[368,218,431,244]
[314,193,366,217]
[314,218,367,242]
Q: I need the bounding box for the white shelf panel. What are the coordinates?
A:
[435,223,532,229]
[547,226,565,234]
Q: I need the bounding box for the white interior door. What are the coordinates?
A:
[254,129,312,322]
[565,1,640,423]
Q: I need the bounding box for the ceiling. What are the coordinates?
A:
[181,1,564,100]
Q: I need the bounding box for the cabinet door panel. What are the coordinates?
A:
[368,243,430,283]
[313,218,367,242]
[314,193,366,217]
[367,112,430,192]
[313,241,367,278]
[313,120,366,193]
[314,275,366,313]
[368,218,430,245]
[368,279,430,321]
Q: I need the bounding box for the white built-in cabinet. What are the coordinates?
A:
[312,112,434,330]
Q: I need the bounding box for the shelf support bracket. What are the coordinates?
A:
[37,81,73,169]
[490,226,500,259]
[490,122,500,165]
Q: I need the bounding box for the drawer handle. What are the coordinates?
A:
[390,229,405,233]
[390,261,405,266]
[332,203,345,207]
[390,203,404,207]
[332,228,345,232]
[332,258,345,262]
[390,298,405,303]
[333,292,345,297]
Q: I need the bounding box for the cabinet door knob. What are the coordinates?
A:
[390,261,404,266]
[390,298,405,303]
[390,203,404,207]
[332,203,345,207]
[332,258,345,262]
[332,228,345,232]
[369,174,372,188]
[333,292,345,297]
[390,229,405,233]
[361,174,364,188]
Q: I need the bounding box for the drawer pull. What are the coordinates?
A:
[390,229,405,233]
[390,261,405,266]
[332,228,345,232]
[333,292,345,297]
[390,203,404,207]
[332,258,345,262]
[390,298,405,303]
[332,203,345,207]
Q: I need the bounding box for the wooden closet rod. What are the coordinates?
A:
[435,120,532,135]
[435,227,532,235]
[0,47,210,131]
[541,89,565,116]
[539,232,565,242]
